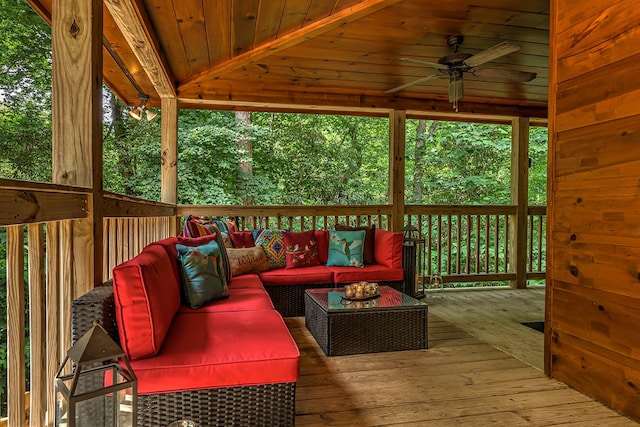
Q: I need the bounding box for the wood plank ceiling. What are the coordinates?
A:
[28,0,549,117]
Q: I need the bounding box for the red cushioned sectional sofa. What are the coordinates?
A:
[71,227,404,426]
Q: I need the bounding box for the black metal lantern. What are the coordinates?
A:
[402,224,426,298]
[55,322,137,426]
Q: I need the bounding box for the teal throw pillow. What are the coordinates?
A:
[176,241,229,309]
[327,229,366,268]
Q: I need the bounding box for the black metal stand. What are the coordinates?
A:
[402,243,416,296]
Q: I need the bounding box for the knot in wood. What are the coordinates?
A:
[570,233,577,241]
[569,265,579,277]
[70,19,80,39]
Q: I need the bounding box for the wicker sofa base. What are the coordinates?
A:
[71,284,296,427]
[265,280,404,317]
[138,383,296,427]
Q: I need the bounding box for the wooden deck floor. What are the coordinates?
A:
[288,287,638,426]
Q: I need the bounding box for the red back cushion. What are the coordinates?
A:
[229,231,255,248]
[374,229,403,269]
[315,229,329,264]
[149,235,218,284]
[112,245,181,360]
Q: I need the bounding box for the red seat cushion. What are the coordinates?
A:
[227,274,264,289]
[329,264,404,283]
[259,265,333,285]
[129,310,300,394]
[178,287,273,313]
[112,245,181,360]
[374,229,404,269]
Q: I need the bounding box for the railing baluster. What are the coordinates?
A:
[447,214,452,274]
[437,215,443,274]
[466,215,473,274]
[7,225,26,427]
[504,214,510,273]
[456,215,461,274]
[494,215,500,273]
[528,214,534,271]
[484,214,490,273]
[537,214,544,271]
[28,224,46,427]
[475,215,481,273]
[46,222,61,426]
[426,215,432,277]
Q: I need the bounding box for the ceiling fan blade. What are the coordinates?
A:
[399,57,449,70]
[464,41,520,67]
[473,68,537,82]
[385,74,443,94]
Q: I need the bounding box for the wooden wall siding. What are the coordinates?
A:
[549,0,640,421]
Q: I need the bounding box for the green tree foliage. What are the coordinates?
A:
[0,0,52,182]
[405,120,548,205]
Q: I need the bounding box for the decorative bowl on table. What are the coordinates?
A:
[342,282,380,301]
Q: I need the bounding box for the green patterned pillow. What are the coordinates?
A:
[327,229,365,268]
[176,241,229,309]
[253,229,286,269]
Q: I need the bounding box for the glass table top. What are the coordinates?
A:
[305,286,427,313]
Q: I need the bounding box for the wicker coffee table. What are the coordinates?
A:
[304,286,428,356]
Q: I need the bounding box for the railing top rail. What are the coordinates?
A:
[177,204,394,217]
[405,205,517,215]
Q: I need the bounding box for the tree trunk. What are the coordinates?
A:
[413,120,438,203]
[109,93,135,196]
[235,111,253,205]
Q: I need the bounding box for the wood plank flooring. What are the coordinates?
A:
[288,287,638,426]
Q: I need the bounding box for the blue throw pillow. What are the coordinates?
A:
[327,229,366,268]
[176,241,229,309]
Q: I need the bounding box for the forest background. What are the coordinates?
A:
[0,0,547,415]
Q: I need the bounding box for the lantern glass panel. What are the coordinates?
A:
[56,365,135,426]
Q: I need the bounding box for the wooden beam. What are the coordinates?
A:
[389,109,406,232]
[178,92,548,119]
[509,117,530,289]
[52,0,104,293]
[0,189,88,226]
[103,0,176,97]
[179,0,404,92]
[103,193,176,218]
[161,97,178,235]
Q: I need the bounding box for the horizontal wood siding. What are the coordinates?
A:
[549,0,640,421]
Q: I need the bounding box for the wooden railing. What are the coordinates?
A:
[0,182,175,426]
[177,203,546,284]
[102,192,176,281]
[405,205,546,284]
[1,194,545,426]
[177,205,394,232]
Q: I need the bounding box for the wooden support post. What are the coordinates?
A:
[52,0,104,295]
[161,97,179,236]
[389,110,406,232]
[509,117,529,288]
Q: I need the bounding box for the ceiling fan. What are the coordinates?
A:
[385,35,537,111]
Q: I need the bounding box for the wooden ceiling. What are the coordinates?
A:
[28,0,549,117]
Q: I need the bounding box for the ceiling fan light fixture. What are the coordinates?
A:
[129,93,156,121]
[129,106,143,120]
[449,72,464,112]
